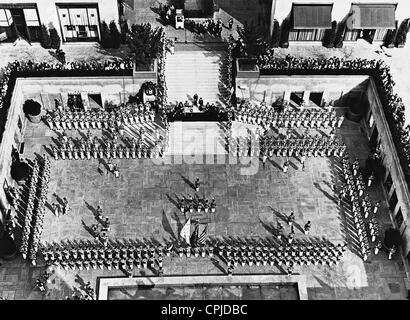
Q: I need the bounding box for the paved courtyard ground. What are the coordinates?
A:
[0,103,407,300]
[1,4,410,300]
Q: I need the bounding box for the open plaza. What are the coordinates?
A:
[0,0,409,302]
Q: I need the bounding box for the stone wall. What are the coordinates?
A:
[236,75,369,106]
[0,79,26,220]
[364,79,410,255]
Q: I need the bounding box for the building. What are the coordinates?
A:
[0,0,119,44]
[269,0,410,44]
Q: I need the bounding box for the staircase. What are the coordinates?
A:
[165,44,230,106]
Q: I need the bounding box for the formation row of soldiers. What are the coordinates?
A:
[4,186,19,208]
[41,240,169,271]
[234,102,343,129]
[50,136,165,161]
[260,136,346,158]
[44,103,155,131]
[224,240,346,273]
[20,160,41,260]
[225,135,346,158]
[178,194,217,214]
[40,235,346,275]
[20,157,51,265]
[340,154,380,260]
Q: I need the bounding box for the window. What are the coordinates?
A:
[395,208,404,229]
[389,190,398,211]
[344,28,361,41]
[374,29,388,41]
[18,115,23,132]
[0,9,16,43]
[369,114,375,128]
[384,173,393,192]
[23,8,41,42]
[23,9,40,26]
[57,6,100,42]
[289,29,327,41]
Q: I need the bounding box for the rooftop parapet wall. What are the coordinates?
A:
[0,75,146,219]
[235,75,369,105]
[366,79,410,254]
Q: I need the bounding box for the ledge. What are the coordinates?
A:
[97,274,308,300]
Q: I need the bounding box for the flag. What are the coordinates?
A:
[197,224,208,245]
[190,223,199,246]
[180,218,191,245]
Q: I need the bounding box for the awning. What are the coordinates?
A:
[292,4,333,29]
[347,3,396,29]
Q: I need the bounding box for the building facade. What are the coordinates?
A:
[270,0,410,44]
[0,0,119,44]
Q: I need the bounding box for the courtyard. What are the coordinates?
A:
[0,1,409,302]
[0,99,405,300]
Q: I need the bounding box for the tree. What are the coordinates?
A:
[322,21,337,48]
[109,20,121,49]
[236,22,268,57]
[279,18,290,48]
[127,23,164,69]
[100,21,113,49]
[384,29,396,48]
[49,28,61,50]
[270,19,280,48]
[394,18,410,47]
[333,21,345,48]
[120,19,129,44]
[40,24,51,49]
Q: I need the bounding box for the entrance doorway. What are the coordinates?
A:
[88,94,103,109]
[309,92,323,107]
[67,94,84,111]
[10,9,28,40]
[290,92,304,106]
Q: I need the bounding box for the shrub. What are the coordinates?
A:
[23,99,41,116]
[109,20,121,49]
[40,24,51,49]
[384,29,396,48]
[271,19,280,48]
[322,21,337,48]
[100,21,113,49]
[49,28,61,50]
[10,161,30,182]
[395,18,410,47]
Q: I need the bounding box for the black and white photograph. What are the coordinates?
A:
[0,0,409,308]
